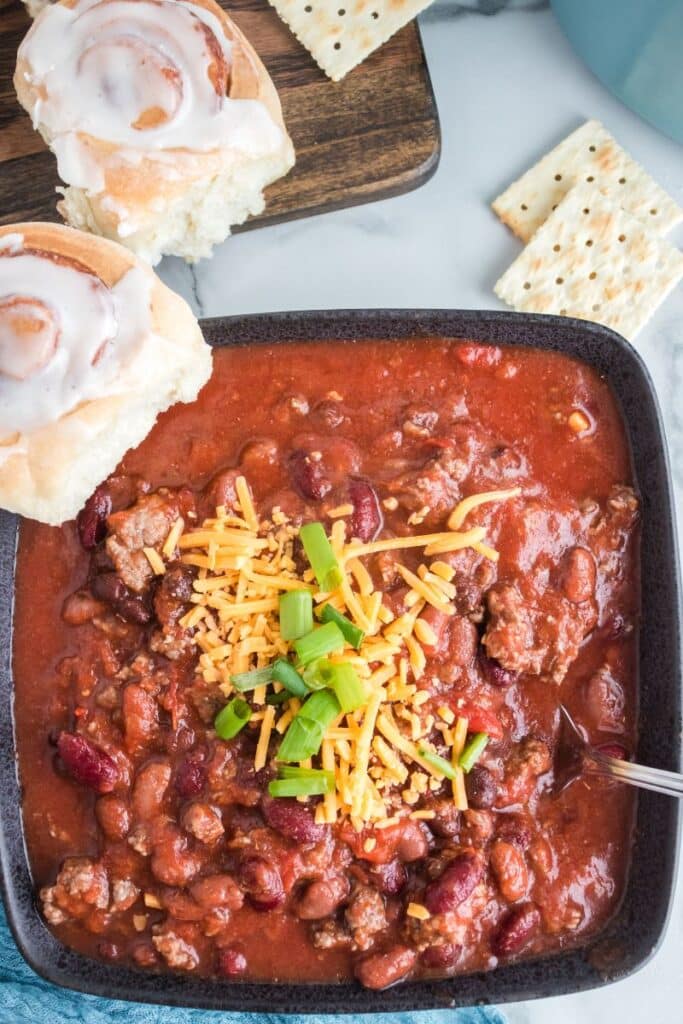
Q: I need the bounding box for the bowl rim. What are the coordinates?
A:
[0,308,680,1013]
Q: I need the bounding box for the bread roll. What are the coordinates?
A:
[14,0,295,265]
[0,223,212,524]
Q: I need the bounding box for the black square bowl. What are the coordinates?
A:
[0,310,680,1012]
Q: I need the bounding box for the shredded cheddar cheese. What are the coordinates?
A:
[175,481,517,826]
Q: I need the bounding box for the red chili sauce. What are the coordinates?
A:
[13,339,639,989]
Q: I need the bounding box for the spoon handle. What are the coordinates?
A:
[587,752,683,798]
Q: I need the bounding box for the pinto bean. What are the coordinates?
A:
[354,945,416,990]
[239,856,285,911]
[150,825,202,887]
[367,859,407,896]
[424,852,482,915]
[562,546,596,604]
[95,795,131,840]
[348,478,382,542]
[490,840,529,903]
[261,796,327,845]
[421,943,461,969]
[396,820,430,862]
[122,685,159,751]
[132,760,171,820]
[296,876,350,920]
[57,732,119,794]
[191,875,244,910]
[492,903,541,957]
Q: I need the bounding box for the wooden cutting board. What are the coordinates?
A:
[0,0,440,231]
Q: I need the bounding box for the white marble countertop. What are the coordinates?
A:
[158,3,683,1021]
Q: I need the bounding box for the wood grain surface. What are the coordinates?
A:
[0,0,440,231]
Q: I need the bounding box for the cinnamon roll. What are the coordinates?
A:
[0,222,212,524]
[15,0,295,265]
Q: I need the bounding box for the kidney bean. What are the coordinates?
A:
[90,572,128,605]
[160,563,195,602]
[296,876,349,920]
[122,685,159,750]
[424,852,482,916]
[288,449,331,501]
[116,594,152,625]
[367,859,407,896]
[354,945,416,990]
[217,947,247,976]
[426,798,461,839]
[132,761,171,820]
[492,903,541,957]
[191,875,244,911]
[174,752,207,798]
[150,825,201,886]
[239,856,285,911]
[495,815,533,851]
[465,765,497,809]
[57,732,119,793]
[261,796,327,845]
[479,650,518,687]
[348,477,382,542]
[76,486,112,550]
[490,840,529,903]
[562,546,596,604]
[596,743,628,760]
[420,943,461,969]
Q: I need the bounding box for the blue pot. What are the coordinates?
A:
[551,0,683,145]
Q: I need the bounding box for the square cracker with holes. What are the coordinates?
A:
[494,184,683,339]
[267,0,434,81]
[492,120,683,242]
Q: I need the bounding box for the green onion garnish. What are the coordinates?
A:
[301,659,328,690]
[277,689,340,762]
[319,661,366,713]
[320,604,365,649]
[458,732,489,773]
[214,697,252,740]
[279,589,313,641]
[418,746,458,780]
[293,621,345,666]
[268,769,335,798]
[230,665,273,692]
[299,522,343,592]
[271,658,308,698]
[278,765,333,779]
[266,691,290,706]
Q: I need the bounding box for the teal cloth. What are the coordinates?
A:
[0,904,506,1024]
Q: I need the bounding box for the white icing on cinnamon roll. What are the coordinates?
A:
[15,0,295,264]
[20,0,281,189]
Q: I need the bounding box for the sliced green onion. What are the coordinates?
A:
[321,662,366,713]
[277,689,340,762]
[458,732,489,773]
[293,621,345,666]
[278,766,333,779]
[279,589,313,641]
[299,522,343,592]
[271,657,309,698]
[269,771,335,798]
[418,745,458,781]
[320,604,365,649]
[215,698,252,740]
[230,665,273,692]
[301,659,328,690]
[266,691,291,706]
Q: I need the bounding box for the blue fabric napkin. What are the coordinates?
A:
[0,904,505,1024]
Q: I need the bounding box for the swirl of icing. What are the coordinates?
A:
[0,236,162,438]
[18,0,282,192]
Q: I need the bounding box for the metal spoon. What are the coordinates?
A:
[554,704,683,798]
